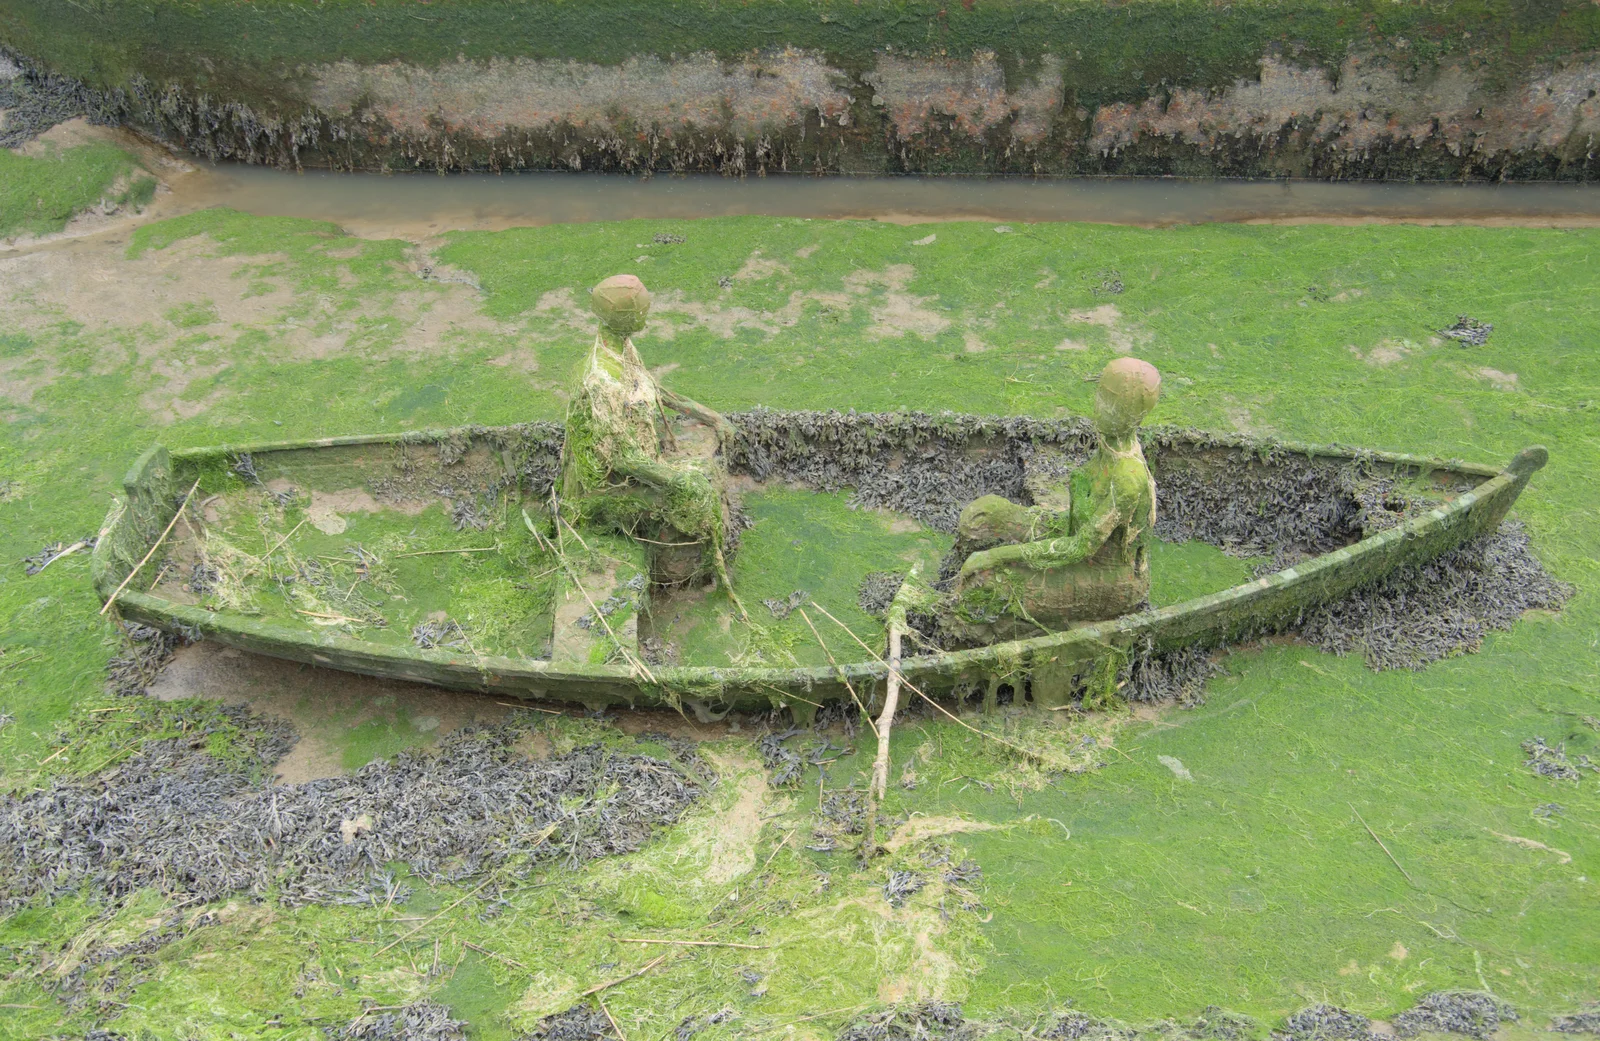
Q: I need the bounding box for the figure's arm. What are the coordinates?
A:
[660,387,738,443]
[608,453,684,490]
[959,484,1122,575]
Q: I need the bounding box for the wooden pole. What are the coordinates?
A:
[100,479,201,616]
[870,567,917,801]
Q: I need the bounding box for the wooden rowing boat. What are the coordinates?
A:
[90,411,1547,720]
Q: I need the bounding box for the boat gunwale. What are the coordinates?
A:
[93,421,1544,704]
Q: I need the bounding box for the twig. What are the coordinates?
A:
[101,478,202,615]
[581,952,670,996]
[1350,803,1416,886]
[0,651,43,673]
[394,545,499,558]
[528,510,656,684]
[759,829,796,875]
[294,609,366,624]
[806,601,1049,766]
[376,825,554,955]
[795,608,872,724]
[494,700,564,714]
[463,941,527,970]
[375,876,493,954]
[612,937,769,949]
[262,518,308,562]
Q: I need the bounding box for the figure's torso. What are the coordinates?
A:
[1070,443,1156,570]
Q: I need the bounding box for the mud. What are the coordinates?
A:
[1553,1005,1600,1035]
[0,705,709,909]
[327,1000,469,1041]
[1392,992,1517,1039]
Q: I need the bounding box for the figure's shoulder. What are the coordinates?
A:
[1108,454,1154,496]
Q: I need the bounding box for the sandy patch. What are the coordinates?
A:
[1475,367,1519,390]
[485,347,541,373]
[1488,829,1571,863]
[1364,338,1418,366]
[305,487,418,534]
[0,233,520,385]
[962,331,990,354]
[735,251,788,281]
[701,752,768,885]
[884,815,1001,852]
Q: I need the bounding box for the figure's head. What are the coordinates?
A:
[1093,357,1161,439]
[592,274,651,336]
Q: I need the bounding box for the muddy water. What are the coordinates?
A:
[179,165,1600,236]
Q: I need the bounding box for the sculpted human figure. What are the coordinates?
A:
[946,357,1160,636]
[560,274,739,591]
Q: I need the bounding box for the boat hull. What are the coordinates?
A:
[90,416,1547,717]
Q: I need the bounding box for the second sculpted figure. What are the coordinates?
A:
[939,357,1161,641]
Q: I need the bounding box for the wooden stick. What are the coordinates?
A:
[612,937,769,949]
[1351,803,1416,886]
[294,609,366,624]
[871,568,915,801]
[101,478,201,615]
[759,828,796,875]
[805,601,1048,766]
[581,953,670,996]
[871,622,903,800]
[494,700,564,714]
[32,540,89,574]
[599,997,630,1041]
[394,545,499,558]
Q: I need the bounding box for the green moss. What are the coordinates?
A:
[6,0,1599,109]
[2,209,1599,1034]
[659,488,948,668]
[164,300,220,328]
[0,142,143,240]
[1147,541,1261,608]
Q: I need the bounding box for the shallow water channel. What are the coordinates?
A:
[178,165,1600,234]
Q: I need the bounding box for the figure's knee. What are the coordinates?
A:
[957,495,1037,549]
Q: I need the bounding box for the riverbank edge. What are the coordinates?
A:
[4,1,1600,180]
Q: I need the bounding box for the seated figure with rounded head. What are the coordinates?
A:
[561,274,740,592]
[943,357,1160,640]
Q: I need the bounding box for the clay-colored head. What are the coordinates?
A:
[1093,357,1161,439]
[592,274,651,336]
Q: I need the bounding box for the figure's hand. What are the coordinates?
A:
[959,543,1027,577]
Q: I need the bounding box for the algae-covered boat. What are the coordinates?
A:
[90,409,1547,720]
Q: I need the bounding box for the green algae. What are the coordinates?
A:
[0,209,1597,1036]
[0,141,147,240]
[656,488,950,669]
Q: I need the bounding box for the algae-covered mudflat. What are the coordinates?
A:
[0,192,1596,1039]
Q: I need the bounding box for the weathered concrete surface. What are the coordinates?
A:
[309,50,855,143]
[1090,54,1600,164]
[7,44,1600,177]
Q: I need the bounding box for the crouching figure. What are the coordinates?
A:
[560,274,741,595]
[942,357,1161,643]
